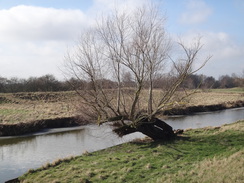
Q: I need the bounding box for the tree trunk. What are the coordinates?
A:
[113,118,175,141]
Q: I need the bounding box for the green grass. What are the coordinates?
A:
[0,108,30,123]
[0,108,28,115]
[19,120,244,183]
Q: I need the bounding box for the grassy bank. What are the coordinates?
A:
[1,88,244,124]
[19,120,244,183]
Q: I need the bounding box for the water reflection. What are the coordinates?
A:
[0,124,144,183]
[0,107,243,183]
[0,135,35,147]
[167,107,244,130]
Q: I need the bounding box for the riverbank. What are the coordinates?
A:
[0,101,244,137]
[1,88,244,136]
[163,100,244,115]
[0,116,89,136]
[17,120,244,183]
[1,100,243,136]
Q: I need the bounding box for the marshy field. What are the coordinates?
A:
[1,88,244,182]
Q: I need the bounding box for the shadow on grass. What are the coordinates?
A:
[131,135,191,146]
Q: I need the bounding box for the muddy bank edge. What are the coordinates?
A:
[0,116,89,136]
[163,100,244,115]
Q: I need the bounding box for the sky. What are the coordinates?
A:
[0,0,243,80]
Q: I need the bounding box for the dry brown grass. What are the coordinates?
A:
[220,119,244,132]
[0,91,79,123]
[187,91,244,106]
[156,150,244,183]
[0,89,243,124]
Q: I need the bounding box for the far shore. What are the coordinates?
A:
[1,100,243,137]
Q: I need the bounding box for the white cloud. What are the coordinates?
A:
[0,5,89,42]
[0,1,242,80]
[86,0,153,24]
[179,31,244,78]
[0,40,65,78]
[202,32,243,60]
[180,0,212,24]
[0,1,155,79]
[0,5,91,79]
[90,0,150,13]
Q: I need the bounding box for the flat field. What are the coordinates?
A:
[186,88,244,106]
[0,88,244,124]
[0,91,79,124]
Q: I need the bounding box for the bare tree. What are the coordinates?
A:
[64,4,211,140]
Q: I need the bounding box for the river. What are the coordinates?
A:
[0,107,243,183]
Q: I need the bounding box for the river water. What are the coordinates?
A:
[0,107,243,183]
[166,107,244,129]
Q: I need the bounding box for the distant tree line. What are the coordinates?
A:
[0,73,243,93]
[180,73,244,89]
[0,74,70,93]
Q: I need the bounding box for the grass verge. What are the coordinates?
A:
[19,120,244,183]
